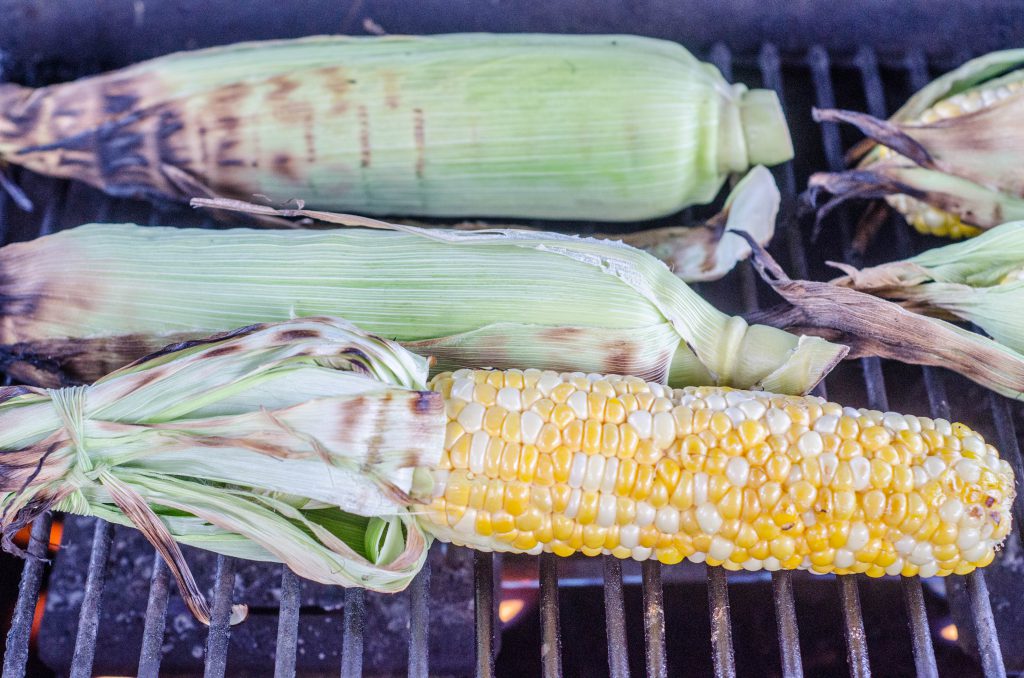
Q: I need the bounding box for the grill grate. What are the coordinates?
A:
[1,41,1022,678]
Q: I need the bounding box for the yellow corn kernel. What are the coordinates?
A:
[601,422,621,457]
[552,514,575,541]
[504,482,531,516]
[616,458,639,496]
[499,443,522,482]
[518,445,539,483]
[577,491,600,525]
[583,419,602,455]
[631,464,655,501]
[563,420,584,450]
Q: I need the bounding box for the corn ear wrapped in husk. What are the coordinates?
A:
[806,50,1024,240]
[832,221,1024,353]
[0,317,444,623]
[0,34,791,221]
[0,215,845,393]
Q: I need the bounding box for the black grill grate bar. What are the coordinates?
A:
[1,513,52,678]
[273,567,302,678]
[964,571,1008,678]
[474,551,496,678]
[900,578,938,678]
[854,47,943,678]
[837,577,871,678]
[539,552,563,677]
[757,41,807,678]
[602,556,630,678]
[340,586,366,678]
[706,567,736,678]
[203,555,238,678]
[705,42,740,678]
[810,43,883,678]
[641,559,667,678]
[68,520,113,678]
[770,572,803,678]
[137,553,171,678]
[406,560,431,678]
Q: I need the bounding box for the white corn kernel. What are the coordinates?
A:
[450,378,476,403]
[653,412,676,448]
[568,453,587,488]
[694,472,709,505]
[601,457,620,494]
[469,431,489,474]
[636,501,656,527]
[725,457,750,488]
[627,410,653,439]
[521,411,544,445]
[583,455,606,492]
[567,391,589,419]
[849,457,871,491]
[939,498,964,524]
[923,457,946,479]
[496,387,522,412]
[814,415,839,434]
[564,488,582,519]
[910,542,933,566]
[598,495,617,527]
[705,394,728,411]
[709,536,734,561]
[766,408,792,435]
[846,522,870,551]
[457,402,486,432]
[696,503,723,535]
[956,459,981,483]
[835,549,855,569]
[655,506,680,534]
[631,546,653,561]
[620,525,640,549]
[797,431,823,458]
[818,453,839,484]
[738,399,766,420]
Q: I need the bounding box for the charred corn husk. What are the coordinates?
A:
[833,220,1024,353]
[0,34,792,220]
[0,317,445,624]
[808,50,1024,238]
[424,369,1015,577]
[0,220,845,392]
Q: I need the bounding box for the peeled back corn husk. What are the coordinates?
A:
[0,218,845,392]
[0,317,445,624]
[807,50,1024,239]
[3,316,1012,624]
[832,220,1024,353]
[0,34,792,221]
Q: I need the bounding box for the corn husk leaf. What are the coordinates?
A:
[831,221,1024,353]
[437,165,780,282]
[736,233,1024,400]
[805,50,1024,234]
[0,317,444,624]
[0,217,845,394]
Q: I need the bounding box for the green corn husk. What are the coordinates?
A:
[0,218,846,393]
[806,50,1024,241]
[0,317,444,624]
[446,164,780,282]
[832,221,1024,353]
[0,34,792,220]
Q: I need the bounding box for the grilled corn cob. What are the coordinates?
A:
[0,221,845,392]
[423,369,1015,578]
[879,75,1024,238]
[0,34,791,220]
[808,50,1024,239]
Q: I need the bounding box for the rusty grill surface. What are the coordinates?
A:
[1,40,1023,678]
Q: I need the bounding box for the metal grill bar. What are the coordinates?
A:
[340,587,366,678]
[854,47,944,678]
[137,555,171,678]
[474,552,495,678]
[2,514,52,678]
[602,556,630,678]
[837,577,870,677]
[203,555,237,678]
[770,572,803,678]
[407,561,431,678]
[274,567,302,678]
[899,578,938,678]
[965,571,1007,678]
[641,560,667,678]
[539,553,563,678]
[68,520,113,678]
[757,41,810,678]
[706,568,735,678]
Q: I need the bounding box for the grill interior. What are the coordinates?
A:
[2,19,1024,678]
